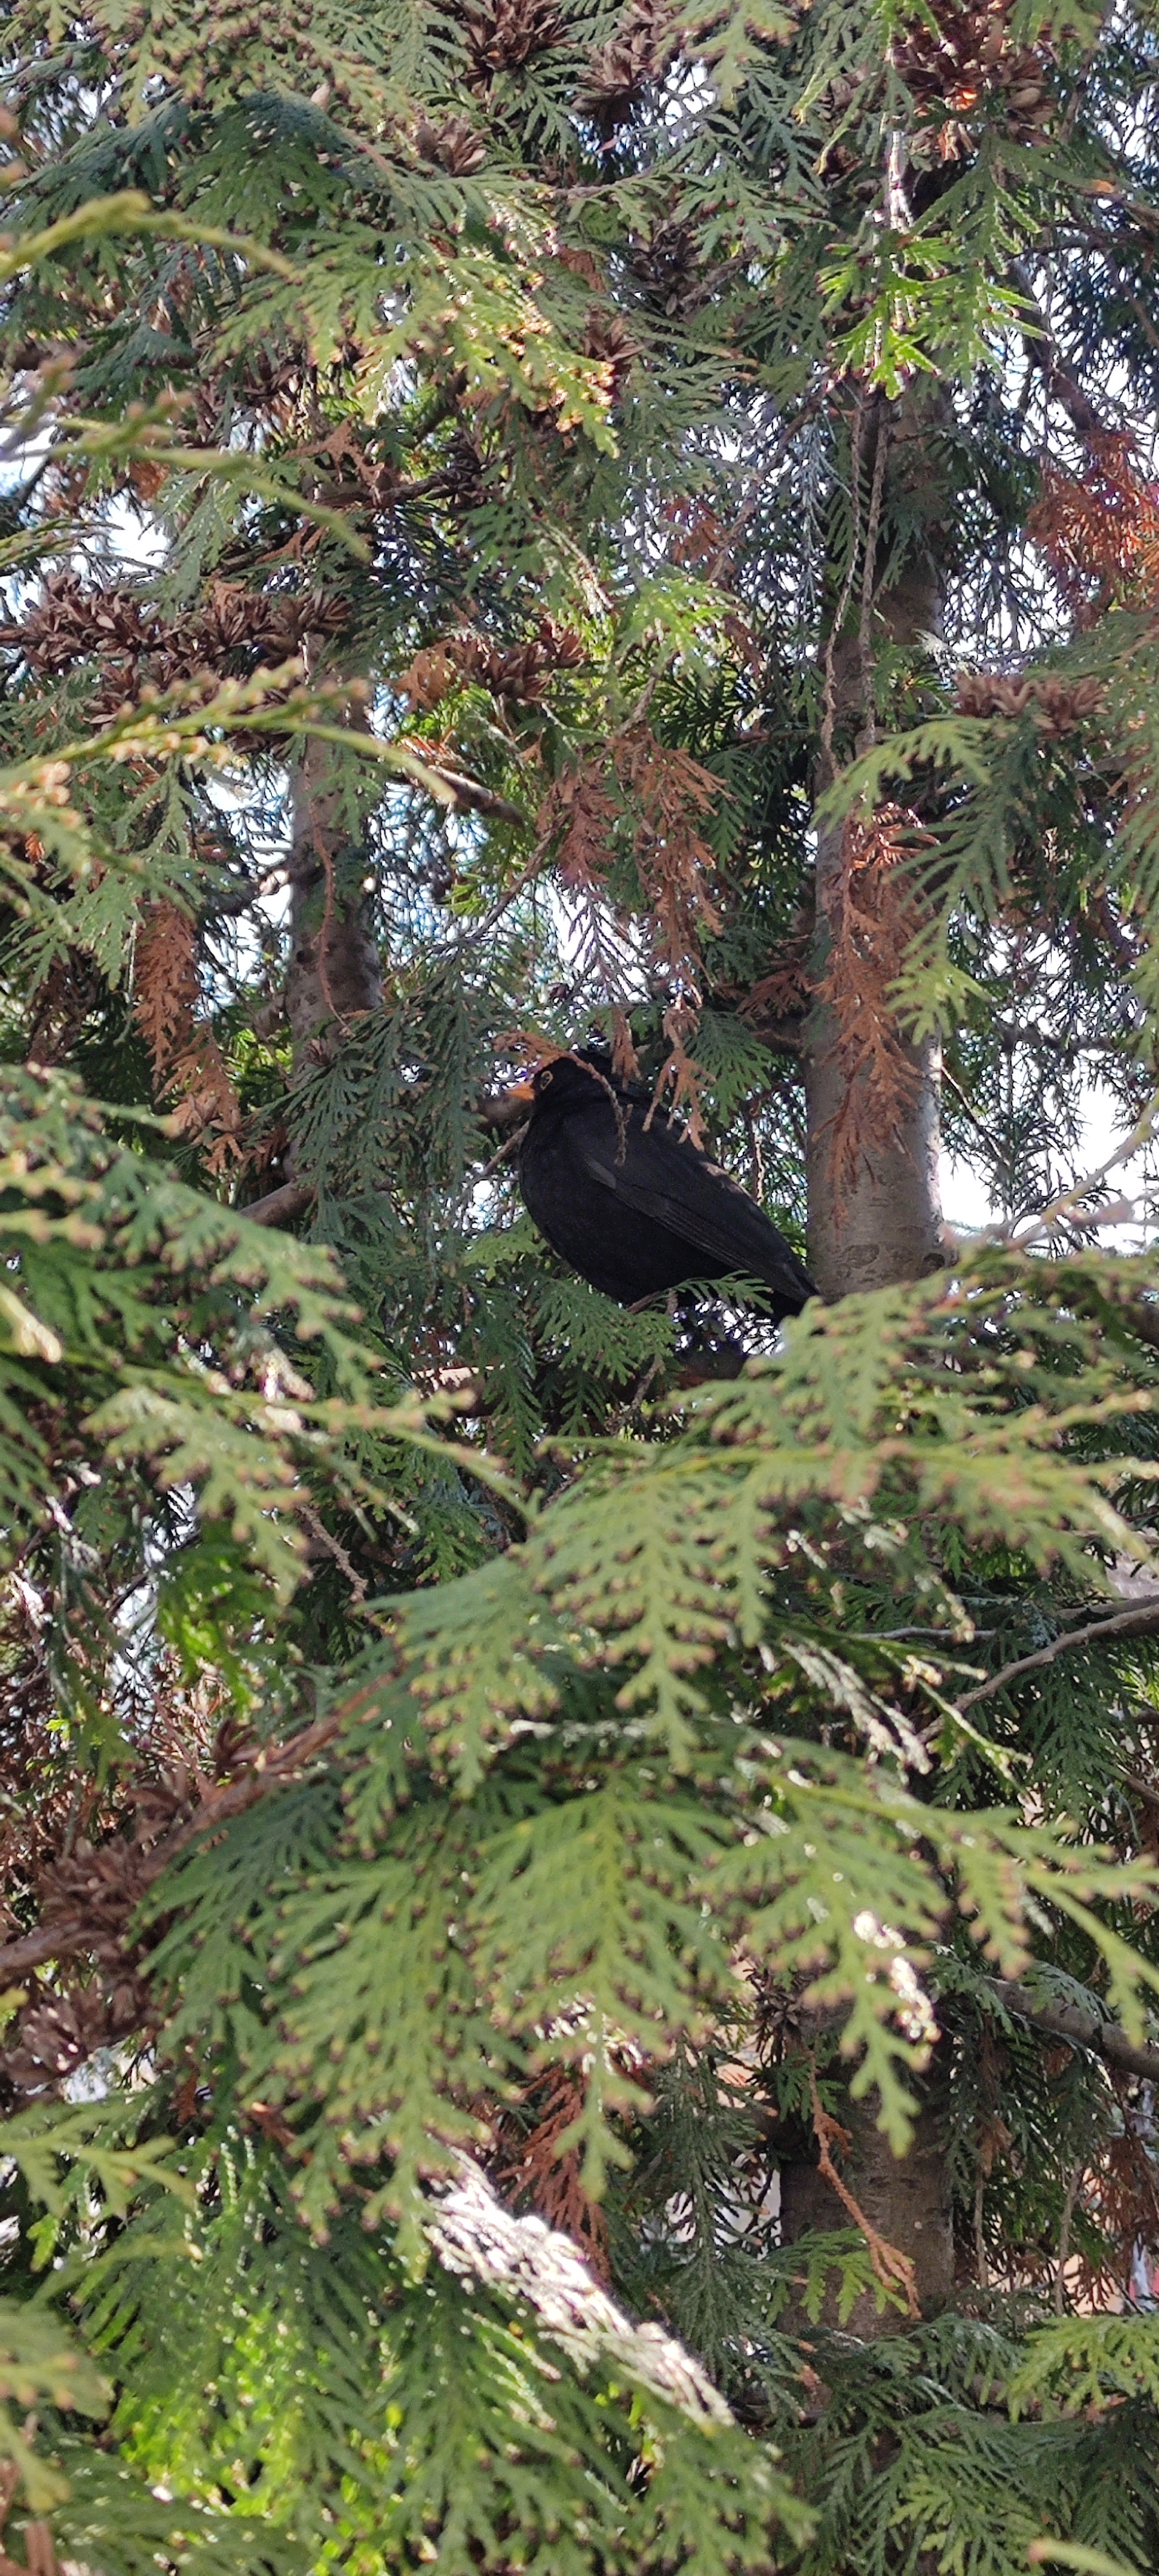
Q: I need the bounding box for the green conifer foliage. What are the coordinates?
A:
[5,0,1159,2569]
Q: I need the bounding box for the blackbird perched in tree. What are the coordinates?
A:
[509,1051,815,1318]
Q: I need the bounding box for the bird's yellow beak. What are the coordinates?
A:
[502,1080,536,1105]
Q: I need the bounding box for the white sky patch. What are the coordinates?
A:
[942,1077,1159,1249]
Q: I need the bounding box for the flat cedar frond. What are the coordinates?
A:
[11,0,1159,2552]
[816,806,928,1191]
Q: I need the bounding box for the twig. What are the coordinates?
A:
[440,852,548,959]
[941,1061,1010,1166]
[475,1091,534,1138]
[1010,260,1107,444]
[956,1600,1159,1715]
[976,1086,1159,1251]
[297,1499,367,1605]
[415,762,527,826]
[807,2062,920,2317]
[477,1125,527,1178]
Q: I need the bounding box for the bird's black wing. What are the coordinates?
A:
[576,1111,812,1296]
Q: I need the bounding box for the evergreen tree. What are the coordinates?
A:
[3,0,1159,2567]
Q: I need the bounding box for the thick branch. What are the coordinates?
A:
[989,1978,1159,2085]
[747,1013,806,1057]
[239,1179,316,1228]
[1010,260,1106,442]
[957,1600,1159,1713]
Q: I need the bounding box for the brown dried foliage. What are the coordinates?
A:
[742,933,812,1032]
[815,805,928,1193]
[614,724,722,985]
[1028,429,1159,622]
[1072,2084,1159,2302]
[540,764,619,894]
[0,1574,256,2104]
[489,2066,612,2280]
[134,902,244,1172]
[0,1590,305,2107]
[663,495,731,569]
[26,949,105,1065]
[535,729,723,1125]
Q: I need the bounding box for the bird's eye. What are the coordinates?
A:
[539,1067,553,1087]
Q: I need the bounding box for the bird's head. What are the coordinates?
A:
[499,1052,615,1116]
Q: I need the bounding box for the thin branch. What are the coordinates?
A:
[857,402,888,747]
[956,1600,1159,1713]
[989,1978,1159,2086]
[970,1084,1159,1251]
[1010,260,1108,443]
[750,1014,807,1056]
[973,2165,989,2291]
[820,392,866,780]
[439,852,548,959]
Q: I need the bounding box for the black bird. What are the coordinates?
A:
[509,1051,815,1319]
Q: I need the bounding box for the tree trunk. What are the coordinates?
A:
[777,393,955,2333]
[286,727,383,1067]
[804,832,943,1301]
[778,2069,955,2335]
